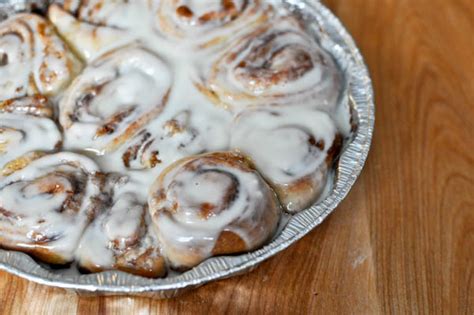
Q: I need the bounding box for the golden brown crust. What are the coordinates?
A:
[116,249,167,278]
[212,230,248,256]
[273,133,343,212]
[0,238,69,265]
[80,250,167,278]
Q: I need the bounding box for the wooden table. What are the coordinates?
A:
[1,1,473,314]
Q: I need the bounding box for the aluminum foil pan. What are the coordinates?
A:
[0,0,375,298]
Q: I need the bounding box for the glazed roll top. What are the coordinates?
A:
[77,191,166,278]
[0,96,61,174]
[0,153,105,264]
[231,107,342,212]
[0,13,82,101]
[155,0,271,47]
[62,0,151,29]
[197,16,342,110]
[59,46,172,155]
[48,4,136,63]
[148,152,281,269]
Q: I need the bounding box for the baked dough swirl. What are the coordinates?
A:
[62,0,151,29]
[48,4,136,63]
[148,152,281,269]
[155,0,271,47]
[231,107,342,213]
[0,96,61,175]
[59,46,172,155]
[196,16,342,110]
[77,191,166,278]
[0,13,82,101]
[0,152,105,264]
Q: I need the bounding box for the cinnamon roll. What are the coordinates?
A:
[0,14,82,101]
[77,191,166,278]
[148,152,281,269]
[230,107,342,213]
[59,46,172,155]
[48,4,136,63]
[196,16,343,110]
[0,152,105,264]
[155,0,272,48]
[0,96,61,175]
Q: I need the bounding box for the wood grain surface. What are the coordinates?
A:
[1,0,473,314]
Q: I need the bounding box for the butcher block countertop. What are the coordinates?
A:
[1,0,473,314]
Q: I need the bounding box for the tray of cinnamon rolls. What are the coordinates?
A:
[0,0,374,297]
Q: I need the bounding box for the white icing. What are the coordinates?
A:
[59,46,172,154]
[76,184,165,276]
[198,16,343,112]
[76,192,146,268]
[64,0,155,30]
[0,152,101,262]
[48,5,137,63]
[0,14,82,101]
[104,196,143,245]
[231,106,337,184]
[0,113,61,169]
[155,0,270,47]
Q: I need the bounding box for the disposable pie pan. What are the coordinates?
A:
[0,0,374,298]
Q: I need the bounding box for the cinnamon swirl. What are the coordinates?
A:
[77,191,166,278]
[48,4,136,63]
[148,152,281,269]
[231,107,342,213]
[58,46,172,155]
[0,96,61,175]
[155,0,272,48]
[0,152,105,264]
[0,13,82,101]
[196,16,343,110]
[122,109,229,171]
[62,0,152,30]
